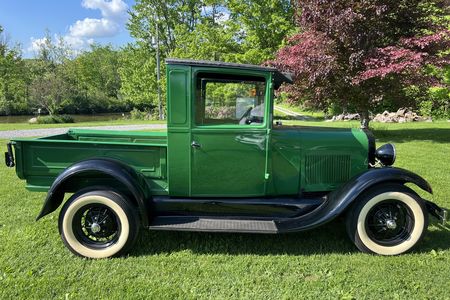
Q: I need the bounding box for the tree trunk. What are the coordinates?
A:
[360,109,370,129]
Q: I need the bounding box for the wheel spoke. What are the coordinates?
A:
[365,199,415,246]
[99,213,109,224]
[72,203,120,247]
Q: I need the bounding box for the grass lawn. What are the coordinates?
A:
[0,121,449,299]
[0,119,165,131]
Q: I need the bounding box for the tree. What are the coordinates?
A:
[72,45,121,97]
[170,7,240,61]
[127,0,296,113]
[226,0,296,64]
[129,0,295,63]
[118,44,159,110]
[27,31,73,115]
[29,72,69,115]
[0,25,29,115]
[272,0,449,127]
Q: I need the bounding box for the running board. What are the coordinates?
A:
[149,216,278,233]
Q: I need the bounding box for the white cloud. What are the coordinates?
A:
[63,35,88,50]
[28,0,128,55]
[69,18,120,38]
[28,34,87,56]
[28,37,47,53]
[82,0,128,21]
[70,0,128,39]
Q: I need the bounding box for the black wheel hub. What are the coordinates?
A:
[72,204,121,249]
[365,200,414,246]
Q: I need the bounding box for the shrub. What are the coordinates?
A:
[418,87,449,119]
[36,115,75,124]
[429,87,449,119]
[418,100,433,118]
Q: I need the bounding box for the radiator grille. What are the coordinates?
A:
[305,155,351,184]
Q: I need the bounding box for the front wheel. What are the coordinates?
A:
[58,189,139,258]
[346,184,428,255]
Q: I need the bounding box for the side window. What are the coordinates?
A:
[195,73,266,126]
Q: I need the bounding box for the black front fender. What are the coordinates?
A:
[36,158,151,226]
[277,167,432,232]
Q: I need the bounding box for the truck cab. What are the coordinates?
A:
[165,59,369,198]
[6,59,445,258]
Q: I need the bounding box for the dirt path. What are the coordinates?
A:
[0,124,167,139]
[274,106,316,121]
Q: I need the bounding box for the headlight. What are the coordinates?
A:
[375,143,396,166]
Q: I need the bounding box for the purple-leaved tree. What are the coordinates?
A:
[271,0,449,128]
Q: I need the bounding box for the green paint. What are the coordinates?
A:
[11,60,369,198]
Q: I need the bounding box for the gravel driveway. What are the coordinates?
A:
[0,124,167,139]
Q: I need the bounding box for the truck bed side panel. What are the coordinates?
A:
[14,131,168,195]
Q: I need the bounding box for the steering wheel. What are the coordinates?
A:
[239,107,253,125]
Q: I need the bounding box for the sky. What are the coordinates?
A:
[0,0,135,57]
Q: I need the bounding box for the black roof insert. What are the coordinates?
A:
[166,58,293,88]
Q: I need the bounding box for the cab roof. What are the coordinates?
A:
[166,58,293,89]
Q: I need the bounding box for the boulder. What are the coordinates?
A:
[396,108,407,116]
[28,117,38,124]
[373,108,429,123]
[346,113,360,120]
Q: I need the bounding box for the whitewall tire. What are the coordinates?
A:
[346,184,428,255]
[58,189,139,258]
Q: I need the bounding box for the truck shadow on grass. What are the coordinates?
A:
[130,217,450,257]
[372,128,450,144]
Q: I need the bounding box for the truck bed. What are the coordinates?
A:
[12,128,168,195]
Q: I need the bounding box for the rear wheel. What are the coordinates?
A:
[59,189,139,258]
[346,184,428,255]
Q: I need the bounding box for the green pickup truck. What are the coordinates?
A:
[5,59,446,258]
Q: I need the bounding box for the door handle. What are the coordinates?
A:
[191,141,201,149]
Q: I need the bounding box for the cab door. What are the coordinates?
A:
[190,70,271,197]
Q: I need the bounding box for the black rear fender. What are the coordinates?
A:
[36,158,151,226]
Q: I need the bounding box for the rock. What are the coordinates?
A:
[372,108,429,123]
[329,113,361,122]
[330,109,432,123]
[396,108,407,116]
[28,117,38,124]
[346,113,360,120]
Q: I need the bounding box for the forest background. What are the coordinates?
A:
[0,0,448,126]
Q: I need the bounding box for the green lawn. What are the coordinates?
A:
[0,119,165,131]
[1,121,449,299]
